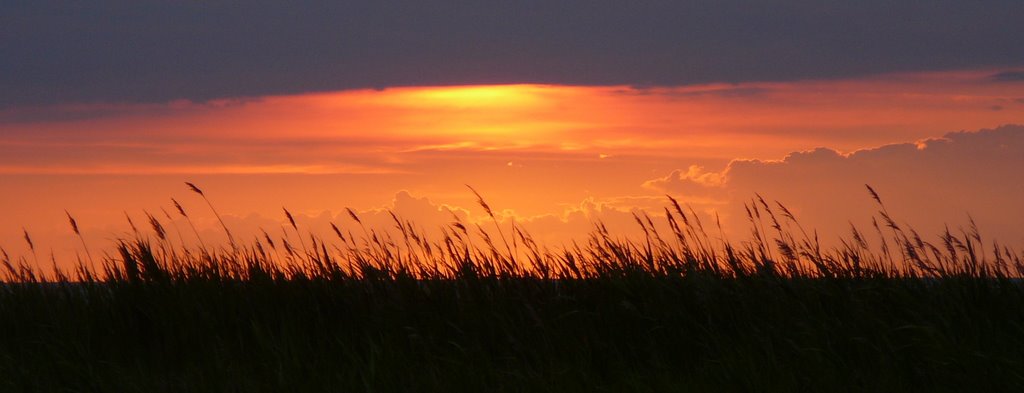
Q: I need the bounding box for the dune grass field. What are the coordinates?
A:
[1,184,1022,392]
[6,2,1024,392]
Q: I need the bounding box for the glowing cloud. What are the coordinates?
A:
[2,69,1024,265]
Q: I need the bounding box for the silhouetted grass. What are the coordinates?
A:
[0,184,1022,392]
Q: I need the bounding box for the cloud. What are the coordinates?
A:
[645,125,1024,244]
[614,86,773,99]
[991,71,1024,82]
[3,2,1023,107]
[0,98,261,125]
[333,191,689,247]
[643,165,725,195]
[361,191,471,229]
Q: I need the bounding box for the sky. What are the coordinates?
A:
[1,2,1023,265]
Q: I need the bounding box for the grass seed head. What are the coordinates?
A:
[172,198,188,217]
[185,182,205,196]
[284,207,297,230]
[65,211,80,236]
[22,228,33,252]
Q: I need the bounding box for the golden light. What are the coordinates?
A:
[396,84,550,109]
[341,84,598,142]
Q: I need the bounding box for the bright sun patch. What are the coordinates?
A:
[407,85,544,107]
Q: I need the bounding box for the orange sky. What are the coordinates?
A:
[2,68,1023,265]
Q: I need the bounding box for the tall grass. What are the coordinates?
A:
[0,184,1021,392]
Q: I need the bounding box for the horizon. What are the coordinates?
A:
[2,3,1023,267]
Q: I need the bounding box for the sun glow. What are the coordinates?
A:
[4,69,1023,174]
[400,85,549,109]
[305,84,600,141]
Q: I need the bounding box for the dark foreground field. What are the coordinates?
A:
[3,271,1023,392]
[1,189,1022,392]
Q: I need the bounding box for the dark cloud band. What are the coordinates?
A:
[3,1,1023,107]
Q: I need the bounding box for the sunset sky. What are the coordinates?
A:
[2,2,1023,264]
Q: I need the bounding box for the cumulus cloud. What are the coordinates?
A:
[642,165,726,195]
[351,191,471,233]
[646,125,1024,244]
[149,124,1024,253]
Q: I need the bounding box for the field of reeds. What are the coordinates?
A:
[1,184,1022,392]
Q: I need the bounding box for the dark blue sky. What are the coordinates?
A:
[2,1,1023,107]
